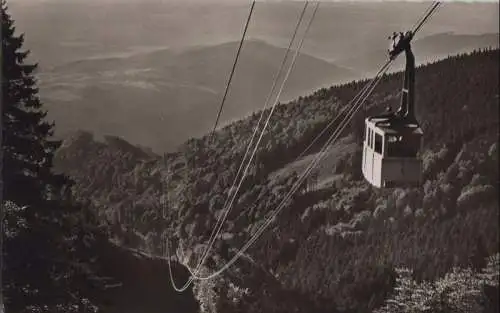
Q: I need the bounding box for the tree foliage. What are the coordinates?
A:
[1,2,106,311]
[375,253,499,313]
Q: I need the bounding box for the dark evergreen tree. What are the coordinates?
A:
[2,1,104,311]
[1,0,70,207]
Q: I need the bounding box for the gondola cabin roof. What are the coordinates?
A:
[365,116,423,136]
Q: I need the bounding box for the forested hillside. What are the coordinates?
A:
[55,48,499,312]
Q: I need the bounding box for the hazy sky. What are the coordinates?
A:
[9,0,499,68]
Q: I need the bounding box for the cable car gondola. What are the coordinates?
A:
[362,31,424,188]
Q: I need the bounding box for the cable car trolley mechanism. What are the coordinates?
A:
[362,31,424,188]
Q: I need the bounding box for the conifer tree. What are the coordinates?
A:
[2,1,102,311]
[1,0,69,207]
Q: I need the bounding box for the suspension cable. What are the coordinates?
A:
[188,1,310,280]
[178,60,393,281]
[163,0,255,216]
[413,1,441,34]
[217,0,310,237]
[180,0,255,194]
[217,2,321,244]
[197,0,319,273]
[296,63,390,160]
[148,61,385,272]
[167,0,441,287]
[208,1,256,144]
[166,1,313,292]
[181,0,439,280]
[410,1,435,34]
[167,0,256,287]
[232,2,446,259]
[298,1,441,160]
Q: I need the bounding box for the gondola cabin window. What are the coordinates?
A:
[370,129,374,149]
[365,127,369,146]
[386,134,420,157]
[374,133,383,154]
[367,128,371,148]
[387,135,403,157]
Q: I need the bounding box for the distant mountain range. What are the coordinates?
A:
[40,32,498,153]
[40,39,356,152]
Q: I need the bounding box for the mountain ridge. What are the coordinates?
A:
[41,39,357,153]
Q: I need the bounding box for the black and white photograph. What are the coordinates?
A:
[1,0,499,312]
